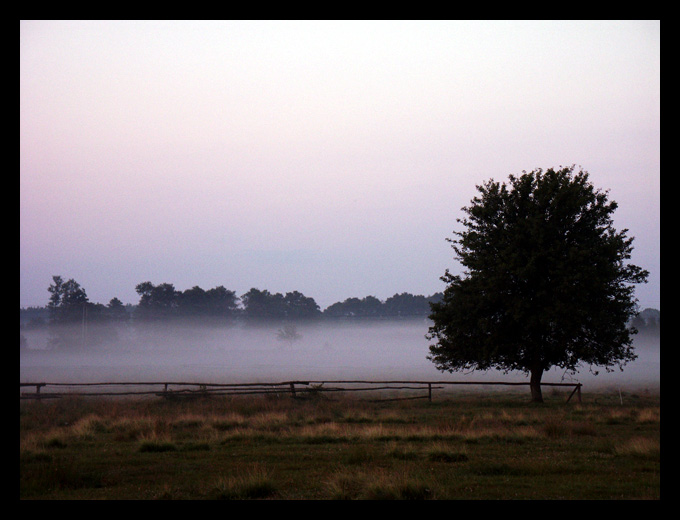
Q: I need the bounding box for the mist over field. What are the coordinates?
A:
[19,319,659,391]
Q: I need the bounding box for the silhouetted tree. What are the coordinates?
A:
[427,167,649,402]
[384,293,431,317]
[283,291,321,320]
[241,288,320,322]
[631,308,660,336]
[177,285,208,317]
[134,282,179,320]
[204,286,240,319]
[46,275,112,349]
[175,285,240,321]
[323,297,361,317]
[240,288,286,321]
[323,296,384,317]
[106,297,130,322]
[47,276,88,325]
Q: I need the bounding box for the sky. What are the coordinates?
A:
[20,20,660,311]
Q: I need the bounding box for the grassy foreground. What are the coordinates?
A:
[20,388,660,500]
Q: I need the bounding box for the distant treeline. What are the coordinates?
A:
[19,276,660,335]
[19,276,445,331]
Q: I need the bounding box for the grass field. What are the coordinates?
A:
[19,388,660,500]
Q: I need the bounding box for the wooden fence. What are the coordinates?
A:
[20,380,582,403]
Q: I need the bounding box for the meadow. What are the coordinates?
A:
[19,388,660,500]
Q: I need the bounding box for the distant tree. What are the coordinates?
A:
[241,288,321,322]
[384,293,431,317]
[134,282,179,320]
[427,292,444,306]
[360,296,384,316]
[427,167,649,402]
[276,323,302,346]
[20,307,49,330]
[240,288,286,321]
[323,297,362,317]
[178,285,206,315]
[283,291,321,320]
[204,286,240,319]
[46,275,110,349]
[631,308,660,336]
[47,275,89,325]
[323,296,384,318]
[106,297,130,322]
[175,285,240,321]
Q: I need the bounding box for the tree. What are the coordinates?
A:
[426,167,649,402]
[283,291,321,320]
[204,286,239,319]
[134,282,179,320]
[276,323,302,346]
[322,296,384,317]
[384,293,431,317]
[240,288,283,321]
[47,276,90,348]
[47,275,89,325]
[241,288,321,322]
[106,297,130,323]
[178,285,208,317]
[46,275,111,349]
[175,285,240,321]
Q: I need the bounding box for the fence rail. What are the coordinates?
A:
[20,380,583,403]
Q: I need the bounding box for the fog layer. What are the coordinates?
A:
[20,320,660,391]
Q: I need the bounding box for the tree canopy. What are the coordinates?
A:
[46,275,119,349]
[134,282,239,321]
[427,166,649,401]
[32,277,443,326]
[240,288,321,322]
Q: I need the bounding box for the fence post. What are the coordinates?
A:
[566,383,583,403]
[289,382,296,399]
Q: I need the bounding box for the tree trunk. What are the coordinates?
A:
[530,367,544,403]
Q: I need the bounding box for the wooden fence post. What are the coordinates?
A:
[566,383,583,403]
[289,382,296,398]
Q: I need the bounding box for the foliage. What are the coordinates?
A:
[25,272,447,326]
[323,293,443,318]
[134,282,180,320]
[47,276,89,325]
[323,296,383,317]
[427,166,649,401]
[134,282,239,321]
[46,276,119,349]
[240,288,321,322]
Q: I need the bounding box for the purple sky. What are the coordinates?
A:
[20,21,660,310]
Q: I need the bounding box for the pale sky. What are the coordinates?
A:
[20,20,660,310]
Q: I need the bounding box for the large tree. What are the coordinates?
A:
[427,167,649,402]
